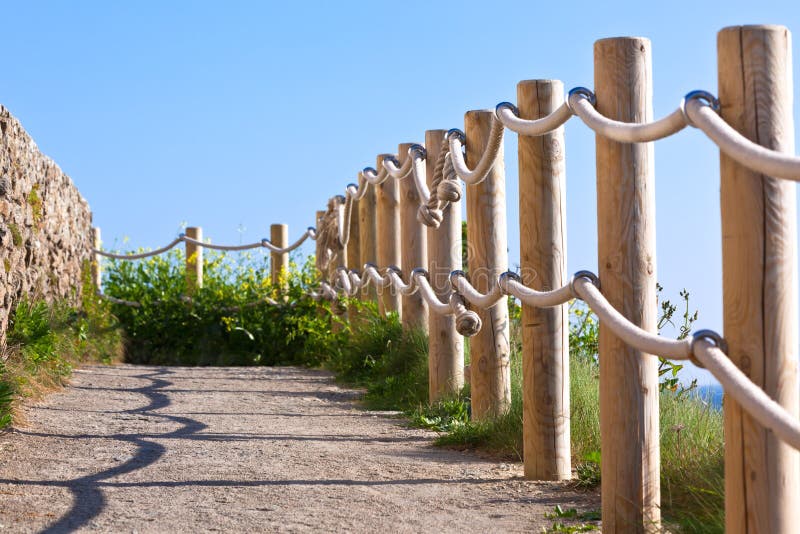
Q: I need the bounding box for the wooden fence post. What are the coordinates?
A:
[398,142,428,331]
[517,80,570,481]
[270,223,289,288]
[315,210,326,280]
[718,25,799,534]
[91,227,102,291]
[465,110,511,419]
[345,191,361,324]
[185,226,203,295]
[376,153,402,317]
[426,129,464,401]
[358,175,379,304]
[594,37,660,532]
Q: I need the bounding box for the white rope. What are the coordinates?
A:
[572,277,692,360]
[96,229,313,260]
[94,237,183,260]
[495,101,573,136]
[693,339,800,450]
[686,98,800,181]
[569,92,688,142]
[451,273,506,309]
[447,116,505,185]
[414,273,453,316]
[410,146,431,205]
[361,165,390,185]
[382,154,413,179]
[498,275,574,308]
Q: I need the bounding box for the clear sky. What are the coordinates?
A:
[2,1,799,384]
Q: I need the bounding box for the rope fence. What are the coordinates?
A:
[304,26,800,532]
[88,25,800,532]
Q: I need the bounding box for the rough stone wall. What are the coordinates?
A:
[0,105,93,341]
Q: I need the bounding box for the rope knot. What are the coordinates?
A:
[455,309,482,337]
[437,179,461,203]
[417,205,443,228]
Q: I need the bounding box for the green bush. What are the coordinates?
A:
[104,250,332,366]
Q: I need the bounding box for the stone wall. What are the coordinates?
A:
[0,105,93,341]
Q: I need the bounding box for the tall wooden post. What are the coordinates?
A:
[185,226,203,295]
[315,210,326,281]
[465,110,510,419]
[426,129,464,401]
[358,176,379,304]
[517,80,570,481]
[376,153,402,317]
[345,193,360,324]
[270,223,289,288]
[594,37,659,532]
[398,142,428,331]
[91,227,102,291]
[718,25,799,534]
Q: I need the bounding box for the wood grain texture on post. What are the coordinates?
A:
[358,176,378,303]
[185,226,203,295]
[398,142,428,332]
[425,129,464,401]
[465,110,511,420]
[718,25,799,534]
[517,80,570,481]
[270,223,289,288]
[594,37,660,532]
[376,153,402,318]
[91,227,102,291]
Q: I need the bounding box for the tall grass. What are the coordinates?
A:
[0,265,124,429]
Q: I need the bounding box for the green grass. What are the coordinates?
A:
[100,251,723,532]
[1,265,124,430]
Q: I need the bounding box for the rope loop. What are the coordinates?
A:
[408,144,426,160]
[566,87,597,112]
[690,329,728,369]
[498,271,522,294]
[681,90,721,127]
[449,269,468,288]
[446,129,466,144]
[570,270,600,298]
[495,101,519,118]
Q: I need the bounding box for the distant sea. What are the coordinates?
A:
[695,384,724,410]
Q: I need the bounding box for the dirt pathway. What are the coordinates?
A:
[0,365,597,532]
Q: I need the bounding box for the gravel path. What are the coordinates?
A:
[0,365,598,533]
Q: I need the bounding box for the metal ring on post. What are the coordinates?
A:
[446,129,466,144]
[569,270,601,298]
[497,270,522,294]
[334,194,346,204]
[567,87,597,111]
[408,144,426,160]
[384,265,402,276]
[346,182,359,192]
[178,233,186,240]
[362,262,378,272]
[449,269,468,288]
[307,227,317,239]
[495,101,519,117]
[411,267,429,280]
[689,329,729,369]
[383,154,401,168]
[681,90,721,127]
[362,166,377,176]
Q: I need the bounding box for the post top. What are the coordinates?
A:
[594,36,651,49]
[719,24,789,34]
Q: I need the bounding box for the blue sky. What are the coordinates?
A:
[2,1,799,384]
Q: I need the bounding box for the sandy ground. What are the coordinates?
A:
[0,365,598,533]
